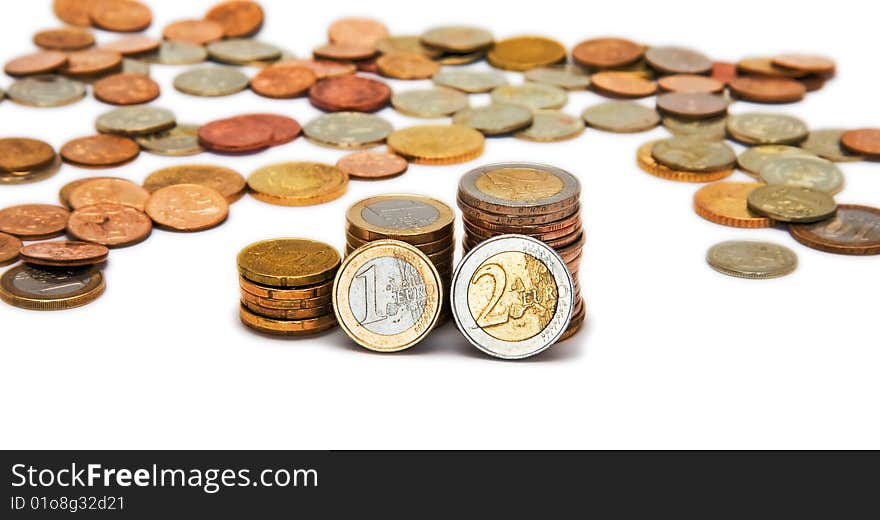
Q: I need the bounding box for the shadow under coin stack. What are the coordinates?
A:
[237,238,341,337]
[345,195,455,320]
[458,163,586,341]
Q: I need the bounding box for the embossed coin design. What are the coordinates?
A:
[143,164,245,202]
[0,138,56,173]
[747,185,837,223]
[581,101,660,133]
[386,124,485,164]
[637,141,734,183]
[727,113,809,145]
[758,156,844,194]
[392,87,468,118]
[174,66,249,96]
[0,265,105,311]
[736,145,816,176]
[303,112,392,149]
[247,162,348,206]
[789,205,880,255]
[19,241,108,267]
[347,195,454,242]
[0,204,69,240]
[459,162,580,215]
[145,184,229,231]
[66,203,152,247]
[452,103,534,135]
[707,241,798,279]
[652,137,737,173]
[96,106,175,136]
[656,92,729,119]
[237,238,341,287]
[693,182,772,228]
[68,178,150,211]
[420,26,494,53]
[645,46,712,75]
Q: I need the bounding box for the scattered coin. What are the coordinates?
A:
[135,124,204,156]
[174,66,249,96]
[100,35,161,56]
[0,138,56,173]
[198,116,272,153]
[59,176,123,208]
[515,111,585,142]
[759,156,844,194]
[772,54,835,75]
[141,41,207,65]
[657,74,724,94]
[33,27,95,50]
[453,103,534,135]
[637,140,733,183]
[706,240,797,279]
[591,71,657,98]
[652,137,737,173]
[68,178,150,211]
[693,182,772,228]
[524,64,590,90]
[581,101,660,132]
[19,241,109,267]
[645,46,712,75]
[88,0,152,32]
[66,203,152,247]
[6,75,86,107]
[336,151,408,180]
[377,52,439,79]
[0,233,23,266]
[376,35,442,58]
[60,134,139,167]
[163,19,224,44]
[572,37,643,69]
[238,238,340,287]
[248,162,348,206]
[840,128,880,157]
[96,106,175,136]
[432,68,507,93]
[747,185,837,223]
[251,65,316,98]
[727,112,809,145]
[207,38,281,64]
[273,58,355,78]
[800,129,864,162]
[0,264,105,311]
[711,61,738,85]
[303,112,392,149]
[488,36,566,71]
[0,204,69,240]
[328,17,388,47]
[729,76,806,103]
[392,87,468,118]
[92,73,159,105]
[205,0,264,37]
[420,26,493,53]
[143,164,245,202]
[435,50,487,65]
[663,115,727,140]
[737,145,816,176]
[4,51,68,77]
[387,124,485,165]
[313,42,376,61]
[789,205,880,255]
[61,49,122,76]
[308,75,391,112]
[145,184,229,231]
[121,58,149,75]
[490,83,567,110]
[236,114,301,145]
[656,92,728,119]
[737,56,805,78]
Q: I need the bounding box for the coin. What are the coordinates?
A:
[488,36,566,71]
[523,64,590,90]
[376,52,439,79]
[303,112,392,149]
[52,0,91,26]
[591,71,657,98]
[88,0,152,32]
[69,178,150,211]
[376,35,442,58]
[0,204,69,240]
[420,26,493,53]
[241,297,333,320]
[327,17,388,47]
[706,240,797,279]
[308,75,391,112]
[59,176,122,208]
[452,103,534,135]
[772,54,835,75]
[197,116,273,153]
[4,51,68,77]
[391,87,468,118]
[240,287,331,310]
[387,124,485,164]
[205,1,263,37]
[0,155,62,186]
[163,19,223,44]
[207,38,281,64]
[239,276,334,300]
[652,137,736,173]
[313,42,375,61]
[248,162,348,206]
[736,145,816,176]
[19,241,108,267]
[60,134,139,167]
[239,305,337,336]
[251,65,315,98]
[645,46,712,75]
[336,151,408,180]
[92,73,159,105]
[789,205,880,255]
[432,68,507,93]
[33,27,95,50]
[490,83,567,110]
[0,264,104,311]
[693,182,772,228]
[100,35,160,56]
[711,61,738,85]
[67,203,152,247]
[737,57,805,78]
[238,238,340,287]
[122,58,148,78]
[143,164,245,202]
[799,129,863,162]
[347,195,454,242]
[174,66,249,97]
[135,124,204,156]
[0,233,22,266]
[581,101,660,133]
[141,41,207,65]
[236,114,301,146]
[636,140,734,183]
[61,49,122,76]
[747,185,837,223]
[726,113,809,145]
[572,37,643,69]
[274,58,355,78]
[0,138,56,173]
[459,162,579,215]
[96,106,175,136]
[840,128,880,157]
[145,184,229,232]
[656,92,728,119]
[758,156,843,194]
[657,74,724,94]
[6,75,85,107]
[663,115,727,140]
[729,76,806,103]
[515,110,585,142]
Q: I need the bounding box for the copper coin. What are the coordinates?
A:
[67,203,152,247]
[656,92,728,119]
[89,0,153,32]
[308,75,392,112]
[163,19,224,44]
[53,0,92,26]
[840,129,880,157]
[356,58,379,74]
[571,37,643,69]
[591,71,657,98]
[0,232,22,266]
[145,184,229,232]
[772,54,835,75]
[789,205,880,255]
[61,49,122,76]
[0,138,56,173]
[239,276,334,300]
[198,116,274,153]
[60,134,139,167]
[737,57,805,78]
[33,27,95,51]
[236,114,301,146]
[0,204,69,240]
[798,74,827,92]
[93,73,160,105]
[645,46,712,75]
[100,35,161,55]
[313,43,376,62]
[251,66,316,98]
[376,52,439,79]
[336,151,408,179]
[4,51,68,77]
[711,61,737,85]
[19,241,109,267]
[205,1,264,38]
[68,178,150,210]
[59,176,123,208]
[273,58,355,79]
[729,76,806,103]
[328,17,389,47]
[657,74,724,93]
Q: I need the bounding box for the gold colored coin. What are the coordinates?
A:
[239,276,334,301]
[487,36,566,71]
[237,238,340,287]
[346,194,454,242]
[376,51,439,79]
[693,182,773,228]
[239,305,337,337]
[386,124,484,165]
[247,162,348,206]
[143,164,245,202]
[636,140,734,183]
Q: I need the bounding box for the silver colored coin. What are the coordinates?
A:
[141,41,207,65]
[432,68,507,93]
[727,112,809,145]
[524,64,591,90]
[662,115,727,140]
[459,162,580,215]
[452,103,533,135]
[736,145,816,176]
[581,101,659,133]
[135,124,203,156]
[122,58,150,75]
[706,240,797,279]
[173,66,249,97]
[303,112,393,149]
[515,110,585,142]
[451,234,575,360]
[800,128,865,162]
[747,185,837,223]
[420,26,494,53]
[759,156,844,193]
[207,38,282,65]
[347,256,426,335]
[6,75,85,107]
[651,137,736,172]
[391,87,469,118]
[96,106,176,136]
[490,83,568,110]
[376,35,443,58]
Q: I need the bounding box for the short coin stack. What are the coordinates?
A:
[237,238,340,336]
[458,163,585,340]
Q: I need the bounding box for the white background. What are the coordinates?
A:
[1,0,878,449]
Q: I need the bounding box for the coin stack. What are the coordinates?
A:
[457,163,585,341]
[345,195,455,316]
[237,238,341,337]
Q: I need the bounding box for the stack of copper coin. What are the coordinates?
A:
[457,163,585,340]
[237,238,341,337]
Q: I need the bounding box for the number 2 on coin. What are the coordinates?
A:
[472,263,508,327]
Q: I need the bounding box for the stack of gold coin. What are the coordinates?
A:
[237,238,341,336]
[345,195,455,315]
[457,163,585,340]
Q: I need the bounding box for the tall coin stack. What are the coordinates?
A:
[237,238,341,337]
[457,163,586,341]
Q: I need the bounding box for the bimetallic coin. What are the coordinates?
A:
[0,265,104,311]
[488,36,566,71]
[143,164,245,202]
[392,87,468,118]
[19,241,108,267]
[333,240,442,352]
[96,106,175,136]
[173,66,249,97]
[789,205,880,255]
[451,234,574,359]
[238,238,340,287]
[515,111,585,142]
[207,38,281,65]
[303,112,392,149]
[707,241,797,279]
[800,129,864,162]
[66,203,152,247]
[645,46,712,75]
[663,116,727,140]
[581,101,660,133]
[758,156,844,194]
[432,68,507,93]
[525,64,591,90]
[386,124,485,165]
[747,185,837,223]
[6,75,85,107]
[736,145,816,176]
[693,182,772,228]
[135,124,204,156]
[420,26,494,53]
[336,151,408,180]
[0,233,22,266]
[347,195,454,242]
[459,162,580,215]
[651,137,737,173]
[452,103,534,135]
[490,83,568,110]
[726,113,809,145]
[247,162,348,206]
[0,204,69,240]
[141,41,207,65]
